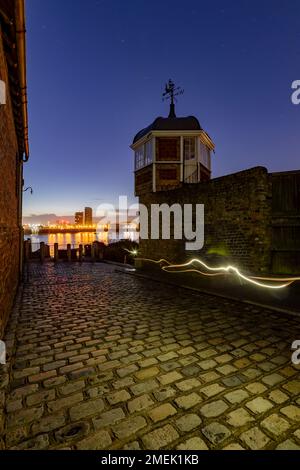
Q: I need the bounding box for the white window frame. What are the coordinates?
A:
[199,140,211,170]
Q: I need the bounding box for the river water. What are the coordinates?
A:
[25,232,109,253]
[25,226,139,257]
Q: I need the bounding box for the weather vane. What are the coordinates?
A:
[162,79,184,117]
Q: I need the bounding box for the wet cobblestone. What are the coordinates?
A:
[1,262,300,450]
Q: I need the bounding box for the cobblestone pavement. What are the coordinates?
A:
[1,262,300,450]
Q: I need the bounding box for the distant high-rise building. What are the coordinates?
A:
[84,207,93,225]
[75,212,84,225]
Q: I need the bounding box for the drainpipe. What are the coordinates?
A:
[18,161,24,280]
[15,0,29,278]
[15,0,29,162]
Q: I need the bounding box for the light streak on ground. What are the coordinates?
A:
[136,257,300,290]
[124,248,139,256]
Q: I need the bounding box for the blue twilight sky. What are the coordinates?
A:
[23,0,300,217]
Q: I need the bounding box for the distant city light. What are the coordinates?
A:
[23,220,140,244]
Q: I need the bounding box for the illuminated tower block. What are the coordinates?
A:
[75,212,84,225]
[131,80,215,196]
[84,207,93,225]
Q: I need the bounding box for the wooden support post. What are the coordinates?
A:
[54,243,59,262]
[67,244,71,262]
[79,244,83,262]
[40,242,45,263]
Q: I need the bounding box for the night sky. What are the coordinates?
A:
[23,0,300,218]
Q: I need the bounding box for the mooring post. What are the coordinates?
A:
[40,242,45,263]
[91,242,96,262]
[94,242,99,261]
[98,245,104,261]
[27,238,32,258]
[24,240,30,262]
[67,244,71,262]
[134,258,143,269]
[79,244,83,262]
[54,243,59,262]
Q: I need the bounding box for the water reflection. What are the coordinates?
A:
[26,232,108,252]
[25,230,138,257]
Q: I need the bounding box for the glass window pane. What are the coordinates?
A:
[145,140,153,166]
[135,141,153,170]
[199,141,211,169]
[135,146,144,170]
[184,138,196,160]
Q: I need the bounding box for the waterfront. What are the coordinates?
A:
[25,232,107,253]
[25,229,139,253]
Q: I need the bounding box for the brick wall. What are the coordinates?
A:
[0,28,21,338]
[139,167,273,273]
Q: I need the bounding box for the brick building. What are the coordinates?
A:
[0,0,28,337]
[132,101,300,275]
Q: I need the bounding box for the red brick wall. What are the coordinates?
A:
[0,28,21,337]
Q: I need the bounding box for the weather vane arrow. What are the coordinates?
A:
[162,79,184,118]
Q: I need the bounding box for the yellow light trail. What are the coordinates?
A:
[124,248,139,257]
[136,257,300,290]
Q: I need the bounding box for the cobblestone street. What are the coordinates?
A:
[1,262,300,450]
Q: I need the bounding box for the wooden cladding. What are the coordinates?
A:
[272,172,300,214]
[157,138,180,161]
[158,169,177,180]
[272,226,300,251]
[200,164,211,182]
[136,170,152,186]
[271,171,300,274]
[135,167,153,196]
